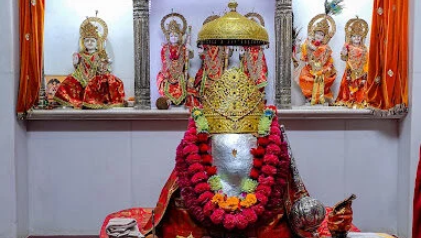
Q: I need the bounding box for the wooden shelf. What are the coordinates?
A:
[24,106,406,121]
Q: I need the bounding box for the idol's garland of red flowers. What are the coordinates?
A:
[176,106,291,230]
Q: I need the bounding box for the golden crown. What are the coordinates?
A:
[345,17,369,39]
[308,14,336,44]
[202,68,265,134]
[161,13,187,42]
[313,18,330,35]
[168,20,182,35]
[80,21,99,39]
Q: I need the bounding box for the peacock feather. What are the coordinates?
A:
[324,0,345,16]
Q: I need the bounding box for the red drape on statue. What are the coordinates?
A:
[413,145,421,238]
[17,0,45,116]
[366,0,408,112]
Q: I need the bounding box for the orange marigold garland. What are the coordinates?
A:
[176,106,290,230]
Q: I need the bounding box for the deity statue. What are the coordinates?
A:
[186,16,222,110]
[239,13,268,90]
[54,16,126,109]
[299,14,337,105]
[157,13,194,106]
[335,17,369,109]
[194,15,232,98]
[99,2,359,238]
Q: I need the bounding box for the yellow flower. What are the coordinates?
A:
[226,197,240,206]
[240,200,251,208]
[211,193,225,204]
[240,193,258,208]
[246,193,257,204]
[193,110,202,117]
[220,196,240,212]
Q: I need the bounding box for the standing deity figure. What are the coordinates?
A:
[239,13,268,90]
[194,15,233,99]
[157,13,194,106]
[335,17,369,109]
[54,16,126,109]
[299,14,337,105]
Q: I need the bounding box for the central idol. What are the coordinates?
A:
[100,2,359,238]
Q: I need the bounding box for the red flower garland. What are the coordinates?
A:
[176,114,290,230]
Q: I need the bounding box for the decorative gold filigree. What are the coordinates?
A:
[197,1,269,46]
[345,17,369,42]
[80,21,99,39]
[161,12,187,42]
[308,14,336,45]
[203,68,265,134]
[79,16,108,51]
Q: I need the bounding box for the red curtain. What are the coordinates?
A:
[16,0,45,116]
[366,0,408,112]
[414,145,421,238]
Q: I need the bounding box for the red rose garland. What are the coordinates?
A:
[176,112,290,230]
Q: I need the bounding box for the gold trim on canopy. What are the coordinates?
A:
[197,1,269,46]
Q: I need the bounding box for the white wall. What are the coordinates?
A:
[0,0,28,238]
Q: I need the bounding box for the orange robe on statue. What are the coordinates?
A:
[335,44,369,108]
[299,40,336,104]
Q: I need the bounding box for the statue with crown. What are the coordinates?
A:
[298,0,342,106]
[54,15,126,109]
[100,2,360,238]
[157,12,194,107]
[335,16,369,109]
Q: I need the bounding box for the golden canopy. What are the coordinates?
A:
[197,1,269,46]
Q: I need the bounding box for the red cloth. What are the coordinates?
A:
[413,145,421,238]
[99,170,360,238]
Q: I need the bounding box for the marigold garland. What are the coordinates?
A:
[176,106,291,230]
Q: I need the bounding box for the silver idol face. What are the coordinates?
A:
[212,134,257,197]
